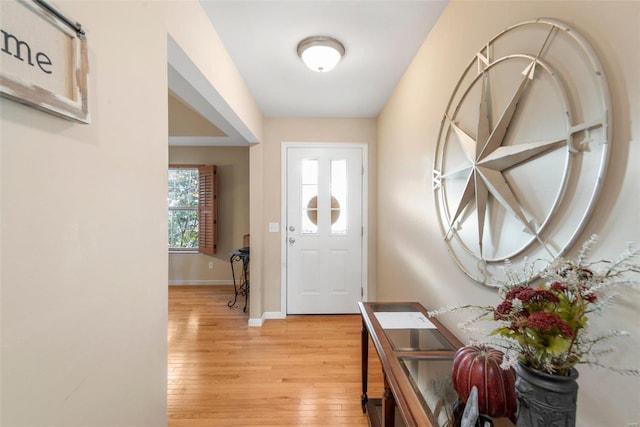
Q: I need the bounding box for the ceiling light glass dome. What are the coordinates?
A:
[297,36,345,72]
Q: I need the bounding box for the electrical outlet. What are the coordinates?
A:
[208,261,214,269]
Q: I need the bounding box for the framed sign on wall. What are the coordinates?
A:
[0,0,89,123]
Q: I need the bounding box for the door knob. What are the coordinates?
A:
[289,225,295,232]
[288,237,295,244]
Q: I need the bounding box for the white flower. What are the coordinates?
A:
[511,298,523,314]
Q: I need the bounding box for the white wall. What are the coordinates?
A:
[377,1,640,425]
[0,1,262,425]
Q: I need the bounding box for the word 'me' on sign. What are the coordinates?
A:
[0,0,89,123]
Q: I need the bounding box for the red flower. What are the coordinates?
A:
[579,285,598,303]
[494,300,529,321]
[579,268,594,280]
[549,281,567,292]
[504,286,529,300]
[534,290,560,303]
[508,288,559,304]
[494,300,512,320]
[526,312,574,338]
[515,288,536,302]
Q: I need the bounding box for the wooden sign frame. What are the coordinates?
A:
[0,0,89,123]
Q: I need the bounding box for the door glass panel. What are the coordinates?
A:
[305,195,319,231]
[330,159,347,234]
[302,159,318,234]
[302,159,318,185]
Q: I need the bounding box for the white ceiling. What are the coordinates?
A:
[198,1,448,118]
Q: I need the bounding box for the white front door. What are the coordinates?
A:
[285,145,364,314]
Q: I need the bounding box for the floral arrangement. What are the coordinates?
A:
[429,235,640,376]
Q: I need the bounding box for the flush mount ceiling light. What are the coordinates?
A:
[297,36,345,72]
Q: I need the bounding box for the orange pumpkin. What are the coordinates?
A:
[452,345,517,422]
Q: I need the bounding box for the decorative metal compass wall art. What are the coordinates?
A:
[433,19,611,287]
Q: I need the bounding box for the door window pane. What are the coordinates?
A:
[331,159,347,234]
[302,159,318,234]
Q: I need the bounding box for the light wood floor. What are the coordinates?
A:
[168,286,384,426]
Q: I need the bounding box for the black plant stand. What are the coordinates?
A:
[228,247,249,312]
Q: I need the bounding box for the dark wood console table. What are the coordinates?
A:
[359,302,464,427]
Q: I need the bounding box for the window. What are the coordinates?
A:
[168,168,198,249]
[168,165,217,254]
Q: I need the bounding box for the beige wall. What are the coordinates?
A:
[4,0,637,424]
[166,2,263,144]
[377,1,640,425]
[249,141,265,320]
[0,1,262,425]
[168,91,226,137]
[251,118,377,316]
[168,146,250,284]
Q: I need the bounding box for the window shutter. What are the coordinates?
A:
[198,165,217,255]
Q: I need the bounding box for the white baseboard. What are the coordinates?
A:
[248,318,263,327]
[168,280,233,286]
[264,311,286,320]
[248,311,286,327]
